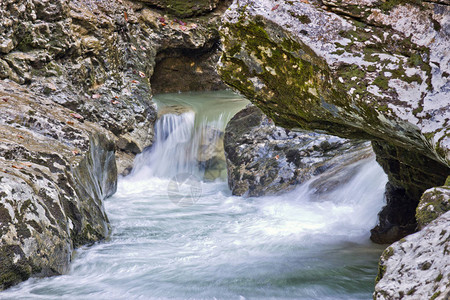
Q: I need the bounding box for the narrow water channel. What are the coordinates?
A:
[1,91,388,300]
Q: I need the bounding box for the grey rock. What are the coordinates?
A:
[374,210,450,300]
[224,105,373,196]
[0,80,116,290]
[416,184,450,230]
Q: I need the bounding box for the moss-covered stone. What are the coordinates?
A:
[375,264,387,284]
[416,186,450,229]
[139,0,223,18]
[380,0,423,12]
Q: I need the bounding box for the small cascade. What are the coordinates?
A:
[131,93,244,180]
[132,111,198,178]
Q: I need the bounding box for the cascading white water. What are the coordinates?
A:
[131,111,231,181]
[0,91,388,300]
[132,112,198,178]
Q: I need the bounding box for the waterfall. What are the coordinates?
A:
[131,111,229,180]
[132,112,197,178]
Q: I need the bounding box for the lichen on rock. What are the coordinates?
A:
[374,211,450,300]
[0,80,116,290]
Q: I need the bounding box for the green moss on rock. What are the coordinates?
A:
[143,0,221,18]
[382,247,395,260]
[416,186,450,229]
[380,0,423,12]
[375,264,387,284]
[430,291,441,300]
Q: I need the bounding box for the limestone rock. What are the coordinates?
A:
[0,0,230,289]
[416,185,450,230]
[137,0,223,18]
[0,0,229,171]
[374,211,450,300]
[0,80,116,290]
[218,0,449,250]
[224,105,373,196]
[219,0,449,167]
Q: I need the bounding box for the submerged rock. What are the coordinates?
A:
[374,210,450,300]
[197,125,226,180]
[224,105,372,196]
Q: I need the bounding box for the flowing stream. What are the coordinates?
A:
[1,91,388,300]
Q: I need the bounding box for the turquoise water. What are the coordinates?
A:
[0,91,387,300]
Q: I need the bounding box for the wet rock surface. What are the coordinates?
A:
[0,80,116,290]
[198,125,226,180]
[371,141,450,243]
[374,210,450,300]
[224,105,372,196]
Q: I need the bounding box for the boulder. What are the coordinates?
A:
[0,80,116,290]
[374,210,450,300]
[416,181,450,230]
[224,105,373,196]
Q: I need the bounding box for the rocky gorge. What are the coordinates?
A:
[0,0,448,298]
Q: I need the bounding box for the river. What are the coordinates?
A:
[1,91,388,300]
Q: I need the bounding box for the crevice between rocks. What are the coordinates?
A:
[151,39,227,94]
